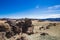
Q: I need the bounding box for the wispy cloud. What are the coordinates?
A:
[48,5,60,10]
[25,14,60,19]
[34,5,60,19]
[44,14,60,18]
[1,5,60,19]
[8,5,60,19]
[41,5,60,18]
[22,5,60,19]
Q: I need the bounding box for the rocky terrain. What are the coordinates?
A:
[0,18,60,40]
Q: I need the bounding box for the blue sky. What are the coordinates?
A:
[0,0,60,19]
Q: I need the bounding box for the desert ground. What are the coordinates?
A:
[0,19,60,40]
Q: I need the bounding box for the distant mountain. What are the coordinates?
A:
[0,18,60,21]
[41,18,60,21]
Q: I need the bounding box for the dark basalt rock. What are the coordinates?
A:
[40,33,48,36]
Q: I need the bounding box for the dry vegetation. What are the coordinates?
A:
[0,19,60,40]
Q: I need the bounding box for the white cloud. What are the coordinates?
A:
[30,14,60,19]
[26,5,60,19]
[45,5,60,15]
[46,14,60,18]
[3,5,60,19]
[26,14,60,19]
[48,5,60,10]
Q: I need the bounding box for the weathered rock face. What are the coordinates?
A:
[22,18,32,33]
[0,25,6,32]
[40,33,48,36]
[0,23,11,32]
[0,32,6,40]
[26,27,34,35]
[0,18,34,40]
